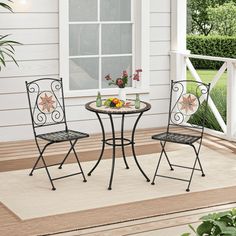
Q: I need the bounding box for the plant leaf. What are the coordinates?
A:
[189,224,196,233]
[221,226,236,235]
[0,2,13,12]
[196,222,213,236]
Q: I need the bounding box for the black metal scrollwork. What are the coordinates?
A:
[26,78,65,127]
[50,80,64,124]
[170,80,209,127]
[170,82,185,125]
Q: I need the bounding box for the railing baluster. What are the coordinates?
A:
[185,57,227,134]
[171,52,236,140]
[226,62,236,139]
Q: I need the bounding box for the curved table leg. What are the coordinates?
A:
[131,112,150,182]
[108,114,116,190]
[88,112,105,176]
[121,114,129,169]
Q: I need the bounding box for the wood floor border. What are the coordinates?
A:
[1,186,236,236]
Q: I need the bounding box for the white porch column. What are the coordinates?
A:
[170,0,188,82]
[226,62,236,139]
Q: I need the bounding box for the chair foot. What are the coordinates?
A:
[87,173,91,176]
[170,168,174,171]
[83,179,87,183]
[52,187,56,191]
[151,182,155,185]
[108,187,112,190]
[126,167,129,169]
[186,188,190,192]
[146,179,150,182]
[202,173,205,177]
[29,173,33,176]
[58,166,62,169]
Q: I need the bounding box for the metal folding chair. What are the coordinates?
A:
[25,78,89,190]
[151,80,211,191]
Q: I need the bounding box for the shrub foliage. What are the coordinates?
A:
[187,35,236,69]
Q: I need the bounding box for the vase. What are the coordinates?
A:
[118,88,126,102]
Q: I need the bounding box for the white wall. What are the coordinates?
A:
[0,0,171,141]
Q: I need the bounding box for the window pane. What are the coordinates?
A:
[69,24,99,56]
[102,56,132,88]
[69,0,97,22]
[102,24,132,54]
[100,0,131,21]
[69,58,99,90]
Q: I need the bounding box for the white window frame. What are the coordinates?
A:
[59,0,149,97]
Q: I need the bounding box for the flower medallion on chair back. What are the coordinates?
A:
[26,78,66,129]
[169,80,210,130]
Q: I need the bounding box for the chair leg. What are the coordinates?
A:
[29,143,50,176]
[69,140,87,182]
[58,142,75,169]
[186,144,205,192]
[186,155,198,192]
[192,145,205,177]
[30,142,56,190]
[29,155,41,176]
[41,155,56,191]
[151,142,166,185]
[160,141,174,171]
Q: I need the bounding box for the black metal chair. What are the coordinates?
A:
[151,80,211,192]
[25,78,89,190]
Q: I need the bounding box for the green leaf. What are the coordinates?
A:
[212,225,221,236]
[215,211,231,219]
[0,2,13,12]
[213,220,227,231]
[200,213,217,221]
[221,226,236,235]
[196,221,213,235]
[189,224,196,233]
[231,209,236,216]
[181,233,191,236]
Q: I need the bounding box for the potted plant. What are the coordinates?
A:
[181,208,236,236]
[0,0,20,70]
[105,69,142,102]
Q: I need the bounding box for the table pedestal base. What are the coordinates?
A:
[87,112,150,190]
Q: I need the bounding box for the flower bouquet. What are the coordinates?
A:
[105,69,142,88]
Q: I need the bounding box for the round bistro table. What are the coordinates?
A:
[85,99,151,190]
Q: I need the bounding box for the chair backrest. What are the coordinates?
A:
[167,80,211,135]
[25,78,68,134]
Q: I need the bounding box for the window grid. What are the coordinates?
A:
[68,0,134,90]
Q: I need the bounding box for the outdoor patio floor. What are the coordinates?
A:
[0,127,236,235]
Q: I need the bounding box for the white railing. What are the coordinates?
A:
[171,51,236,141]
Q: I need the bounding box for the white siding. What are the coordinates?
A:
[149,0,171,137]
[0,0,171,141]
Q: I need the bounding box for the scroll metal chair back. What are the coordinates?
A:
[151,80,211,192]
[167,80,210,136]
[25,78,89,190]
[26,78,67,134]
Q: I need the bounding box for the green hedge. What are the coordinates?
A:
[187,35,236,69]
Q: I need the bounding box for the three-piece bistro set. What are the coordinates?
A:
[25,78,211,192]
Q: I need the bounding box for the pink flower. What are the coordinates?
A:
[133,69,142,81]
[105,74,112,80]
[136,69,142,73]
[116,79,124,87]
[122,70,128,77]
[133,73,139,81]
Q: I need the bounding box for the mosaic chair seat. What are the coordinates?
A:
[151,80,211,192]
[25,78,89,190]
